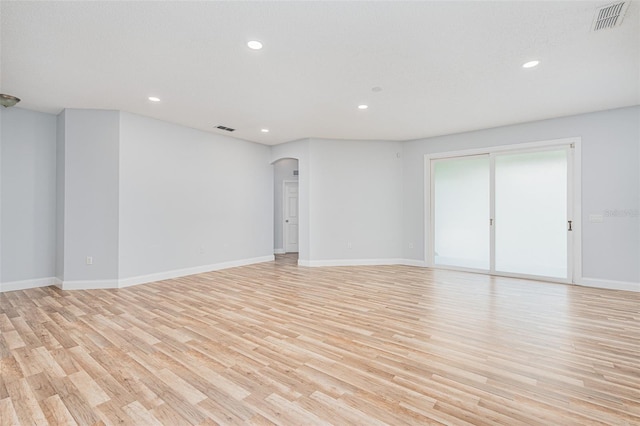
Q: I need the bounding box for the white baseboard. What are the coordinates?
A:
[117,255,275,288]
[274,248,286,254]
[298,258,428,268]
[62,279,119,290]
[301,258,396,267]
[399,259,428,267]
[578,277,639,292]
[2,256,276,292]
[9,261,634,294]
[0,277,58,293]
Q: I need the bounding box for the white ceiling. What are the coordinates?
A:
[1,1,638,146]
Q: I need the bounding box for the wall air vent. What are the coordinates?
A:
[215,125,236,132]
[592,1,628,31]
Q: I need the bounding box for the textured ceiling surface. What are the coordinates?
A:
[1,1,638,145]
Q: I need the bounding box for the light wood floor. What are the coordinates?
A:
[1,254,639,425]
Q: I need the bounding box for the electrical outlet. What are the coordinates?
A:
[347,242,352,249]
[86,256,93,265]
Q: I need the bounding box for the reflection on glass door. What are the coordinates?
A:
[494,149,568,278]
[433,155,490,270]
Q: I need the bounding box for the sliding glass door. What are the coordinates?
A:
[494,149,568,278]
[433,155,490,270]
[431,145,572,282]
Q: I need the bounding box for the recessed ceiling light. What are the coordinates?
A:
[261,128,269,133]
[358,104,369,110]
[247,40,263,50]
[148,96,161,102]
[522,60,540,69]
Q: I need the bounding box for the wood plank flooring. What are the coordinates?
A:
[1,254,639,425]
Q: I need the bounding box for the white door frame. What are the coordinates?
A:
[425,137,582,284]
[283,180,299,253]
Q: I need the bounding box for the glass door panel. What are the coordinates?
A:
[494,149,568,278]
[433,156,490,270]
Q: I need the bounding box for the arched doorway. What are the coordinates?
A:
[273,158,299,254]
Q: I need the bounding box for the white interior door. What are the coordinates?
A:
[284,181,299,253]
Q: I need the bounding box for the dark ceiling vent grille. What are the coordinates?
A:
[592,2,628,31]
[215,125,236,132]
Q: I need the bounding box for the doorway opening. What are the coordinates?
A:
[274,252,299,266]
[273,158,299,254]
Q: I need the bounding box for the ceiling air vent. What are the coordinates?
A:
[215,125,236,132]
[592,1,629,31]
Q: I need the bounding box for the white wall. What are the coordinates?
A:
[0,108,57,287]
[271,138,405,265]
[306,138,404,264]
[62,109,120,283]
[2,105,637,292]
[273,158,298,252]
[55,110,65,280]
[403,106,640,286]
[118,112,274,282]
[1,108,274,291]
